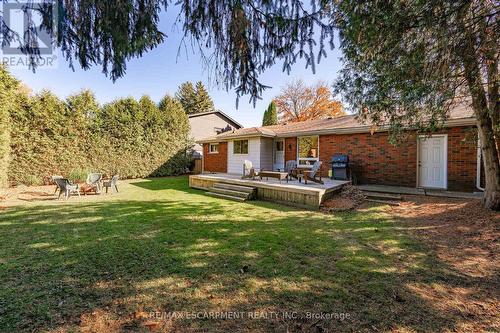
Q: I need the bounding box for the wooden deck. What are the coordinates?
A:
[189,173,350,209]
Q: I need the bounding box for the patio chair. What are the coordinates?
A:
[302,160,324,185]
[241,160,259,180]
[85,173,102,194]
[103,175,119,193]
[284,160,298,180]
[54,178,80,199]
[51,175,63,195]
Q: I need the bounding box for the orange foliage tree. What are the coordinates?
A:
[274,80,344,123]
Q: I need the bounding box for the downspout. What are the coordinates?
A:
[476,137,485,191]
[201,144,205,173]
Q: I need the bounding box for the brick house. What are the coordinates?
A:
[198,108,481,192]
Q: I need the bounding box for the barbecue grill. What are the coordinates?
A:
[330,154,349,180]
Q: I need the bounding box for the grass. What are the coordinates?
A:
[0,176,483,332]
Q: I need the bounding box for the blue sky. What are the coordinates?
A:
[9,8,344,127]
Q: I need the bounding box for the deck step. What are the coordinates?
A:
[209,187,251,198]
[362,191,403,201]
[206,191,247,202]
[207,182,257,202]
[213,183,255,193]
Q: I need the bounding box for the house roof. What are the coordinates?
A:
[197,106,475,143]
[188,110,243,129]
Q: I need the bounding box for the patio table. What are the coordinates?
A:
[259,171,289,184]
[291,168,310,183]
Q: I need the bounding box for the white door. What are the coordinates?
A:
[273,139,285,171]
[418,135,447,189]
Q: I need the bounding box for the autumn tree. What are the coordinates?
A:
[274,80,344,123]
[262,101,278,126]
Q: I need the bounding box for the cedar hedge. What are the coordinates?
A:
[1,66,192,186]
[0,67,21,187]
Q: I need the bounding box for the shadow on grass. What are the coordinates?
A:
[0,177,492,332]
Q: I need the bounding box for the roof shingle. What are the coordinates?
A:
[198,106,474,143]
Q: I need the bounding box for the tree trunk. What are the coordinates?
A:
[467,75,500,210]
[477,117,500,210]
[466,70,500,210]
[465,52,499,210]
[458,13,500,210]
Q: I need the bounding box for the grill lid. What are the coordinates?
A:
[330,154,349,163]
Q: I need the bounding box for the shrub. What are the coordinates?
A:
[19,174,43,187]
[67,169,89,183]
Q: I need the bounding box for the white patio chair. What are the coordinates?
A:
[242,160,259,180]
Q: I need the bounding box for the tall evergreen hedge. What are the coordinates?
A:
[4,71,192,186]
[0,66,23,188]
[0,68,13,187]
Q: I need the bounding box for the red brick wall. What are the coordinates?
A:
[203,142,227,173]
[319,132,418,187]
[315,126,477,191]
[446,127,478,191]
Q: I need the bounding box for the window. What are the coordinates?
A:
[209,143,219,153]
[274,140,284,164]
[233,140,249,154]
[297,136,319,167]
[276,140,284,152]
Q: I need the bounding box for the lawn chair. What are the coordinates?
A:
[241,160,259,180]
[51,175,63,195]
[85,173,102,194]
[302,160,324,185]
[285,160,298,180]
[54,178,80,199]
[103,175,119,193]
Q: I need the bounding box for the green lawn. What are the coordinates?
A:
[0,177,476,332]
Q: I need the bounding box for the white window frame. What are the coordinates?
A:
[297,135,319,168]
[233,139,249,155]
[208,143,219,154]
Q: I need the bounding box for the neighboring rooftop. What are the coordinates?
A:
[198,106,475,143]
[188,110,243,129]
